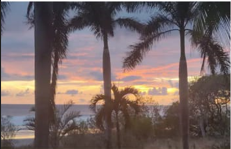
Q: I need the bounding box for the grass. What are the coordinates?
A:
[10,137,229,149]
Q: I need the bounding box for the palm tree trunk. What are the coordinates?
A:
[34,2,53,149]
[103,32,112,149]
[199,117,206,137]
[179,28,189,149]
[116,112,121,149]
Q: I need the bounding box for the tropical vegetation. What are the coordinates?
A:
[90,84,142,149]
[123,2,230,149]
[1,2,230,149]
[23,100,81,149]
[68,3,143,148]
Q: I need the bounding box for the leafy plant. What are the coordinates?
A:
[23,100,81,148]
[1,116,17,148]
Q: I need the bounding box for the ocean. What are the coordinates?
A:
[1,104,94,139]
[1,104,167,140]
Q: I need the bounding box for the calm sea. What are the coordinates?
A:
[1,104,94,139]
[1,104,167,140]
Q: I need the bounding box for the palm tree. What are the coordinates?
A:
[69,2,143,149]
[33,2,53,148]
[1,2,9,35]
[27,3,71,148]
[90,84,141,149]
[27,2,70,121]
[123,2,230,149]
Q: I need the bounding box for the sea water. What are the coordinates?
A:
[1,104,94,139]
[1,104,167,140]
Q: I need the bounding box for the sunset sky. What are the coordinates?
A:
[1,2,221,105]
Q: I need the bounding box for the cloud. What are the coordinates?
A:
[1,67,33,81]
[148,87,168,95]
[58,75,68,80]
[168,80,174,87]
[168,80,179,88]
[78,99,86,103]
[121,76,142,82]
[16,88,30,97]
[89,70,116,81]
[65,90,79,96]
[1,67,10,78]
[133,81,151,85]
[1,90,10,96]
[89,71,103,81]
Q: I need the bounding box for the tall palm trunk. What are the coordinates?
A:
[115,112,121,149]
[179,28,189,149]
[102,32,112,149]
[34,2,53,149]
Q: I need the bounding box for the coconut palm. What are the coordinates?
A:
[27,2,70,122]
[123,2,230,149]
[33,3,53,148]
[1,2,9,35]
[69,2,143,148]
[90,84,141,149]
[27,3,71,148]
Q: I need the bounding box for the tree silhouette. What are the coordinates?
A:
[123,2,230,149]
[1,2,9,35]
[69,2,143,149]
[90,84,141,149]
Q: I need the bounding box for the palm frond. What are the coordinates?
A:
[122,2,147,13]
[23,117,35,131]
[61,120,79,137]
[90,94,106,112]
[193,2,230,46]
[189,29,230,75]
[62,111,81,129]
[50,4,71,124]
[26,2,33,19]
[69,2,120,39]
[115,17,144,33]
[59,100,75,118]
[68,2,83,10]
[123,99,141,115]
[123,29,175,71]
[142,14,176,38]
[95,106,106,131]
[208,41,230,75]
[111,84,120,102]
[51,2,69,97]
[1,2,9,34]
[26,2,34,29]
[68,15,88,32]
[120,87,139,98]
[120,106,130,130]
[107,2,122,15]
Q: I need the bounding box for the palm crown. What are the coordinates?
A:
[90,84,141,131]
[69,2,144,39]
[1,2,9,35]
[123,2,230,74]
[90,84,142,149]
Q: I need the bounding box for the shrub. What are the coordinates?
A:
[1,116,17,148]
